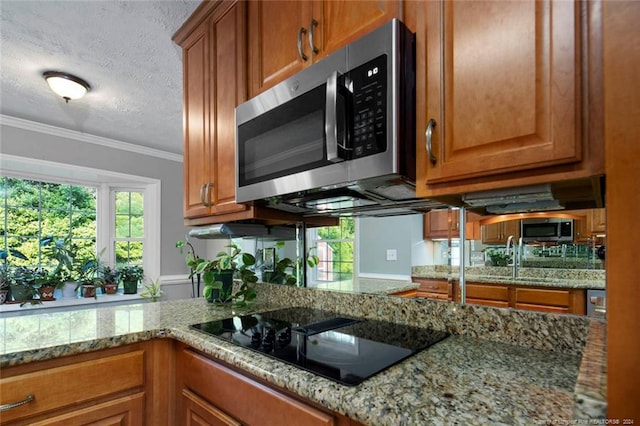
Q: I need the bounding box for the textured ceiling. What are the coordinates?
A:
[0,0,201,155]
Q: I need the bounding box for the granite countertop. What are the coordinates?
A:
[0,293,607,425]
[412,266,606,290]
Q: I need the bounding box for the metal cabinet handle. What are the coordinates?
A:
[202,183,214,207]
[425,118,437,165]
[308,19,319,54]
[199,183,206,205]
[297,27,308,61]
[0,394,34,412]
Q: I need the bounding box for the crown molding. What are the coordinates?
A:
[0,114,183,162]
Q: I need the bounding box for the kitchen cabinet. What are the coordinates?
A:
[410,278,453,302]
[175,344,362,426]
[589,208,606,235]
[464,282,586,315]
[406,0,604,205]
[175,1,249,222]
[423,209,481,240]
[247,0,399,97]
[481,220,520,245]
[0,341,171,425]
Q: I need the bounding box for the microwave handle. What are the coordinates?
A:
[325,71,345,163]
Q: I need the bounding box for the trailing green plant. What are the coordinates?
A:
[262,243,320,286]
[140,278,163,301]
[485,249,511,267]
[194,244,257,306]
[10,266,46,306]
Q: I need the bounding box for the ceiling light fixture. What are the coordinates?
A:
[43,71,91,103]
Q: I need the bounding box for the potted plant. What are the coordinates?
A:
[261,244,320,287]
[140,278,163,302]
[194,244,257,306]
[101,266,120,295]
[119,265,144,294]
[9,266,45,306]
[77,249,107,298]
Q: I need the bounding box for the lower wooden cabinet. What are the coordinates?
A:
[176,344,362,426]
[0,341,169,425]
[465,282,586,315]
[410,278,453,301]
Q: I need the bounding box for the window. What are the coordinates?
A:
[307,218,355,283]
[114,190,144,267]
[0,164,160,290]
[0,177,97,268]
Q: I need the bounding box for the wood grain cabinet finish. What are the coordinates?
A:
[411,278,453,301]
[248,0,399,97]
[481,220,520,245]
[0,340,173,426]
[176,345,363,426]
[406,0,603,200]
[175,1,249,221]
[423,209,481,240]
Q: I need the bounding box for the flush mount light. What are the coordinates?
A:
[43,71,91,103]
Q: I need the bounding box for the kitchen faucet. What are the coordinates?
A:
[506,235,517,279]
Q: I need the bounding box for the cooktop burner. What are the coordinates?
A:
[190,307,449,386]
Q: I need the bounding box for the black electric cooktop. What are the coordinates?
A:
[190,307,449,386]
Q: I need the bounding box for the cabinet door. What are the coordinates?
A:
[182,388,241,426]
[314,0,400,61]
[423,209,455,239]
[209,2,249,216]
[182,23,212,219]
[28,393,145,426]
[589,208,606,234]
[481,220,520,244]
[248,1,312,96]
[415,0,582,192]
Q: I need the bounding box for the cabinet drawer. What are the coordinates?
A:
[180,349,335,426]
[0,351,144,423]
[414,279,450,294]
[466,283,509,302]
[516,288,570,307]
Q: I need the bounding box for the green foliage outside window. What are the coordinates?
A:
[114,191,143,267]
[316,218,355,281]
[0,177,96,269]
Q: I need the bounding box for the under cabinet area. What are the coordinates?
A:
[406,0,604,205]
[247,0,399,97]
[0,341,172,425]
[175,344,362,426]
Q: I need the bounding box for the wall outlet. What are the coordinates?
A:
[386,249,397,261]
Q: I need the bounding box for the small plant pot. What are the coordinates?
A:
[208,270,234,304]
[103,283,119,295]
[62,281,78,298]
[81,285,97,298]
[9,284,32,303]
[123,280,138,294]
[38,285,56,301]
[0,289,8,304]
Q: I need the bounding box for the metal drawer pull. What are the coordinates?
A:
[199,183,206,205]
[203,182,214,207]
[425,118,437,165]
[297,27,308,61]
[426,285,439,290]
[0,394,35,411]
[308,19,319,54]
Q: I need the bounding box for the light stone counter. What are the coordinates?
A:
[412,265,606,290]
[0,283,606,425]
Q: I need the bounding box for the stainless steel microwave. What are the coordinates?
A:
[233,19,438,217]
[521,218,574,243]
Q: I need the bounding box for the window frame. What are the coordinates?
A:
[1,154,160,285]
[306,217,357,284]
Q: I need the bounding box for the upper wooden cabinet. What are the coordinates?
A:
[247,0,399,97]
[589,208,606,235]
[423,209,481,240]
[405,0,604,203]
[175,1,249,221]
[481,220,520,245]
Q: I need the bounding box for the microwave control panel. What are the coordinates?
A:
[351,55,387,158]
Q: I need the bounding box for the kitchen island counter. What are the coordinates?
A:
[0,292,605,425]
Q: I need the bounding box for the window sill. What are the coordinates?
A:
[0,292,145,315]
